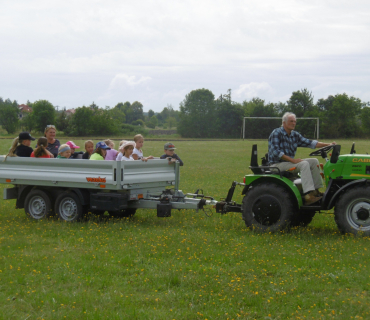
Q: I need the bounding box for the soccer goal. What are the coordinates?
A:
[242,117,319,140]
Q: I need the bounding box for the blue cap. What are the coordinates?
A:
[95,141,111,150]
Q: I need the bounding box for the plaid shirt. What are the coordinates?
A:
[268,127,317,164]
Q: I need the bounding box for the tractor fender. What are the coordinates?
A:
[243,175,303,208]
[327,178,368,210]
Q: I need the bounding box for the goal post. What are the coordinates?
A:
[243,117,319,140]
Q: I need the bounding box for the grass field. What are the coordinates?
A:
[0,138,369,319]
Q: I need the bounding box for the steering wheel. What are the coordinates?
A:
[309,144,335,157]
[350,142,355,154]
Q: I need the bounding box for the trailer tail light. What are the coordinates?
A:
[6,179,11,183]
[138,194,143,199]
[99,184,106,188]
[243,177,246,184]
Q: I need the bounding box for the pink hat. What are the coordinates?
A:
[66,141,80,149]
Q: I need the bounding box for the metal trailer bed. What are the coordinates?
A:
[0,156,217,220]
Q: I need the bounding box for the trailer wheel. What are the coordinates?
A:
[242,183,294,232]
[290,210,316,228]
[334,186,370,236]
[55,191,83,222]
[108,209,136,218]
[24,189,53,220]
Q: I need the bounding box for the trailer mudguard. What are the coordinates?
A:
[243,175,303,208]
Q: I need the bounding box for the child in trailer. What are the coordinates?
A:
[57,144,71,159]
[30,137,51,158]
[116,140,127,161]
[82,140,94,159]
[120,141,136,161]
[132,134,154,161]
[89,141,111,160]
[66,141,83,159]
[160,142,184,166]
[104,139,119,160]
[7,132,36,158]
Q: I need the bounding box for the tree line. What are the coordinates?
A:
[0,98,180,136]
[178,88,370,139]
[1,88,369,139]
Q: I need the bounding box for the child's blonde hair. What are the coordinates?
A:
[85,140,94,148]
[4,137,21,161]
[58,144,71,155]
[104,139,114,148]
[133,134,144,142]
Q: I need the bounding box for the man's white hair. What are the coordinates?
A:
[282,112,296,125]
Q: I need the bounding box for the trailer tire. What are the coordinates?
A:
[55,191,83,222]
[24,189,53,220]
[242,183,294,232]
[290,210,316,228]
[108,209,136,218]
[334,186,370,236]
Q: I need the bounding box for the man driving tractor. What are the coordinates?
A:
[268,112,335,205]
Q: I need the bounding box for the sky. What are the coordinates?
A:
[1,0,369,112]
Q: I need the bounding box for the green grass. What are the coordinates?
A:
[0,139,370,319]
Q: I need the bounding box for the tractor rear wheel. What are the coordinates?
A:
[242,183,294,232]
[334,186,370,236]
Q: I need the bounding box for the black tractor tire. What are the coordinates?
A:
[108,209,137,218]
[242,183,294,232]
[334,186,370,236]
[24,189,53,220]
[290,210,316,228]
[55,191,83,222]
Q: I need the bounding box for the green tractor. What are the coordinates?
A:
[217,143,370,236]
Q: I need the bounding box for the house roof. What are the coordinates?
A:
[18,104,32,112]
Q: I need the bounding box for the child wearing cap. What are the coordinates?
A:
[160,142,184,166]
[132,134,154,161]
[6,132,36,158]
[82,140,94,159]
[57,144,71,159]
[89,141,111,160]
[66,141,83,159]
[104,139,119,161]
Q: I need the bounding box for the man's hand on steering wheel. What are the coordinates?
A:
[309,144,335,157]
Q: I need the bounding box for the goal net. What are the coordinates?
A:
[243,117,319,140]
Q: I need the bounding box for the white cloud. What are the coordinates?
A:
[234,82,273,100]
[109,74,152,89]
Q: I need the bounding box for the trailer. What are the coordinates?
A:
[0,156,217,221]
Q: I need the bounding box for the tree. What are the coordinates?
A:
[318,93,363,138]
[165,117,177,129]
[146,115,158,129]
[0,98,19,134]
[56,109,69,132]
[131,101,144,123]
[22,112,35,132]
[148,109,155,118]
[287,88,314,117]
[32,100,56,133]
[361,105,370,136]
[178,88,216,138]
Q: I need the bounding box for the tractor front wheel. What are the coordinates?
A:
[242,183,294,232]
[334,186,370,236]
